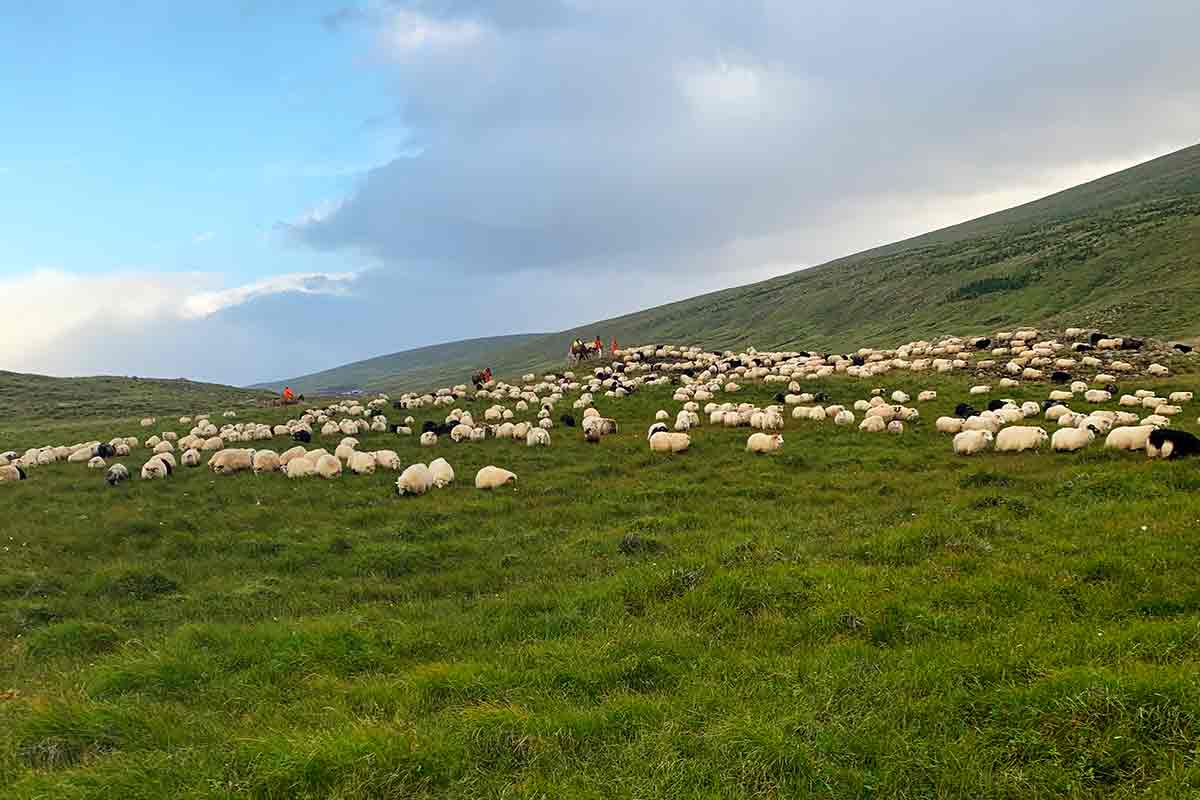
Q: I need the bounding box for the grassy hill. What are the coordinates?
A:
[0,371,271,426]
[268,143,1200,394]
[252,333,547,395]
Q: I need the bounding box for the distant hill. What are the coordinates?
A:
[0,371,272,423]
[266,143,1200,393]
[253,333,548,395]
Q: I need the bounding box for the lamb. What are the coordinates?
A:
[252,450,282,473]
[285,457,316,479]
[560,414,576,427]
[428,457,455,487]
[0,464,28,482]
[420,432,438,447]
[1104,425,1155,451]
[1146,428,1200,459]
[474,465,517,490]
[952,429,994,455]
[104,463,129,486]
[209,448,255,475]
[745,432,783,453]
[526,427,551,447]
[347,451,376,475]
[1051,426,1096,452]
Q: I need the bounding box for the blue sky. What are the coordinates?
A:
[2,1,1199,385]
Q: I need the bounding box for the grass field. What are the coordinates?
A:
[4,361,1200,798]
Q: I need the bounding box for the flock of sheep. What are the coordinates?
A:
[1,327,1196,491]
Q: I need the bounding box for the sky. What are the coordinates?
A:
[2,1,1199,386]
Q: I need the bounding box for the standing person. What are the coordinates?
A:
[594,335,603,356]
[611,337,618,354]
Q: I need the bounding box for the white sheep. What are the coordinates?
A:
[373,450,402,471]
[396,463,434,495]
[252,450,281,473]
[952,429,993,455]
[935,416,964,434]
[428,457,455,488]
[209,448,255,474]
[887,420,904,434]
[746,432,783,453]
[315,454,343,479]
[87,456,106,469]
[859,416,886,433]
[285,457,316,479]
[649,432,691,453]
[475,465,517,490]
[526,427,551,447]
[834,410,855,426]
[995,426,1048,453]
[347,451,377,475]
[1104,425,1154,451]
[1051,427,1096,452]
[420,431,438,447]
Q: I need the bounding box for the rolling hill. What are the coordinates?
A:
[266,142,1200,394]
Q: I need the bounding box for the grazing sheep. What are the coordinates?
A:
[180,448,201,467]
[209,448,255,475]
[104,463,129,486]
[526,427,551,447]
[655,410,669,421]
[396,463,434,495]
[649,431,691,453]
[953,430,994,455]
[0,464,29,482]
[279,445,307,466]
[347,451,376,475]
[87,456,106,469]
[1146,429,1200,459]
[1051,426,1096,452]
[428,457,455,487]
[420,431,438,447]
[995,426,1048,453]
[834,410,855,426]
[252,450,282,473]
[292,429,312,444]
[1104,425,1155,451]
[746,432,783,453]
[334,443,356,462]
[560,414,576,427]
[373,450,402,471]
[140,457,171,480]
[201,436,224,451]
[475,465,517,490]
[859,416,886,432]
[285,457,316,479]
[315,454,343,479]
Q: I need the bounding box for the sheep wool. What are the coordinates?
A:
[396,463,434,496]
[953,430,994,456]
[252,450,282,473]
[347,451,377,475]
[746,432,783,453]
[315,454,343,479]
[428,457,455,488]
[995,426,1049,453]
[475,465,517,490]
[209,449,255,475]
[649,432,691,453]
[1104,425,1155,451]
[285,457,316,479]
[1051,427,1096,452]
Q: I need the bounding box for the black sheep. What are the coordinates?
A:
[954,403,977,419]
[1051,371,1071,384]
[435,422,455,436]
[1042,399,1063,411]
[1089,332,1108,346]
[1104,383,1119,395]
[773,392,786,404]
[1120,338,1144,351]
[421,420,438,434]
[11,465,27,480]
[813,392,828,403]
[850,355,865,366]
[1173,343,1193,354]
[560,414,576,427]
[96,442,116,459]
[973,337,992,350]
[1149,428,1200,459]
[292,429,312,443]
[986,399,1005,412]
[1072,343,1095,352]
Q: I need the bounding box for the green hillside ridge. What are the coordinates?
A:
[269,142,1200,394]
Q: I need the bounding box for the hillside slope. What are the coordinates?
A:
[253,333,547,395]
[273,143,1200,393]
[0,371,271,423]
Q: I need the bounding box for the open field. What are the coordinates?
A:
[4,363,1200,798]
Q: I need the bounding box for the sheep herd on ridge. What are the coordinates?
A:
[2,326,1198,494]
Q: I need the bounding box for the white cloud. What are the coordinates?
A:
[383,9,484,54]
[193,231,216,243]
[180,271,360,318]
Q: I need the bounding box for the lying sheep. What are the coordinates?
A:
[0,464,29,482]
[475,465,517,490]
[859,416,886,432]
[429,457,455,488]
[420,432,438,447]
[396,463,434,495]
[953,430,994,455]
[746,432,783,453]
[887,420,904,434]
[935,416,964,434]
